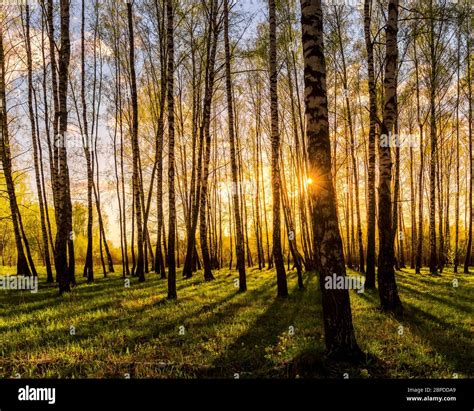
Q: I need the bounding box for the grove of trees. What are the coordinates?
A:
[0,0,471,359]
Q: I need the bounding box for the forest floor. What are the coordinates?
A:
[0,265,471,378]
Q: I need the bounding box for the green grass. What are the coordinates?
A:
[0,265,471,378]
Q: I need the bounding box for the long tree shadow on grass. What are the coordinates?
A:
[357,277,472,377]
[206,273,390,379]
[395,274,472,375]
[203,273,337,378]
[399,301,472,376]
[0,275,159,323]
[0,270,218,320]
[398,281,471,313]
